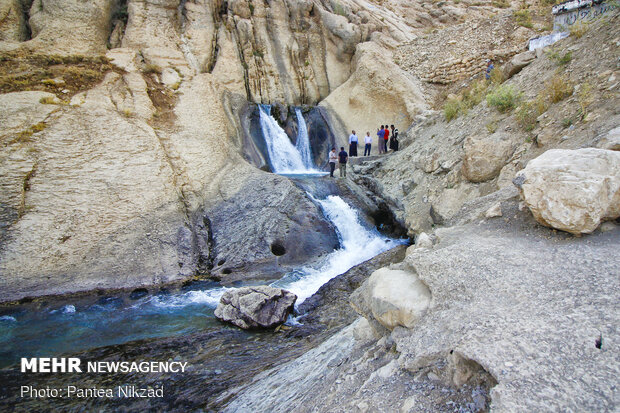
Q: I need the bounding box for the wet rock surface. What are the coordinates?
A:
[215,286,297,329]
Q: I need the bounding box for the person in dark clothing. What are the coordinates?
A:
[338,147,348,178]
[391,128,399,151]
[348,130,358,157]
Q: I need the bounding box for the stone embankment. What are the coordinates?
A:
[395,13,534,85]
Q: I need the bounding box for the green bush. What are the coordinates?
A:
[515,9,533,28]
[486,84,521,113]
[444,99,461,122]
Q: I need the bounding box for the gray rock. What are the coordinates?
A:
[503,50,536,78]
[215,286,297,329]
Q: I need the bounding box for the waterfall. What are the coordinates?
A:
[271,195,403,304]
[258,105,317,174]
[294,108,314,169]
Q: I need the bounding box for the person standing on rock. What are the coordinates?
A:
[377,126,385,154]
[328,147,338,177]
[338,146,348,178]
[485,59,494,80]
[383,125,390,153]
[392,128,399,151]
[389,125,400,151]
[349,130,359,157]
[364,131,372,156]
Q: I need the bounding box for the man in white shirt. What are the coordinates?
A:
[363,131,372,156]
[348,130,358,157]
[328,147,338,177]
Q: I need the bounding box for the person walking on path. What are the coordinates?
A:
[338,146,348,178]
[349,130,358,157]
[328,147,338,177]
[383,125,390,153]
[364,131,372,156]
[377,126,385,154]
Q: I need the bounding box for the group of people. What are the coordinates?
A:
[328,124,400,178]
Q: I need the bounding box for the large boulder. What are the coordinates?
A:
[462,135,514,183]
[350,268,431,331]
[514,148,620,234]
[503,50,536,78]
[215,286,297,329]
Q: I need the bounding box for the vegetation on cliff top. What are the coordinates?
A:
[0,52,122,97]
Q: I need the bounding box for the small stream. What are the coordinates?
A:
[0,106,406,370]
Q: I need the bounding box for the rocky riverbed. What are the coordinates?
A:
[0,246,408,412]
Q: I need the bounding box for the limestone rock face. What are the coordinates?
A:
[350,268,431,331]
[214,286,297,329]
[26,0,116,54]
[0,0,29,41]
[514,148,620,234]
[320,42,428,146]
[462,135,514,183]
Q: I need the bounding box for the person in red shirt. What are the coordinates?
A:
[383,126,389,153]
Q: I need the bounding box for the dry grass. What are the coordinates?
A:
[0,51,121,96]
[443,78,490,121]
[143,63,162,75]
[39,96,57,104]
[569,22,589,38]
[544,74,573,103]
[10,122,47,145]
[577,82,594,119]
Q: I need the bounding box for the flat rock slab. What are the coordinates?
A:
[215,286,297,329]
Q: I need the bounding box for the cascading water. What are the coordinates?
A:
[271,195,402,304]
[258,105,319,174]
[294,108,314,169]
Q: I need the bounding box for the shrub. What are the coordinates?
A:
[444,99,461,122]
[546,48,572,66]
[486,84,521,113]
[516,101,540,132]
[515,9,533,29]
[489,67,505,85]
[544,74,573,103]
